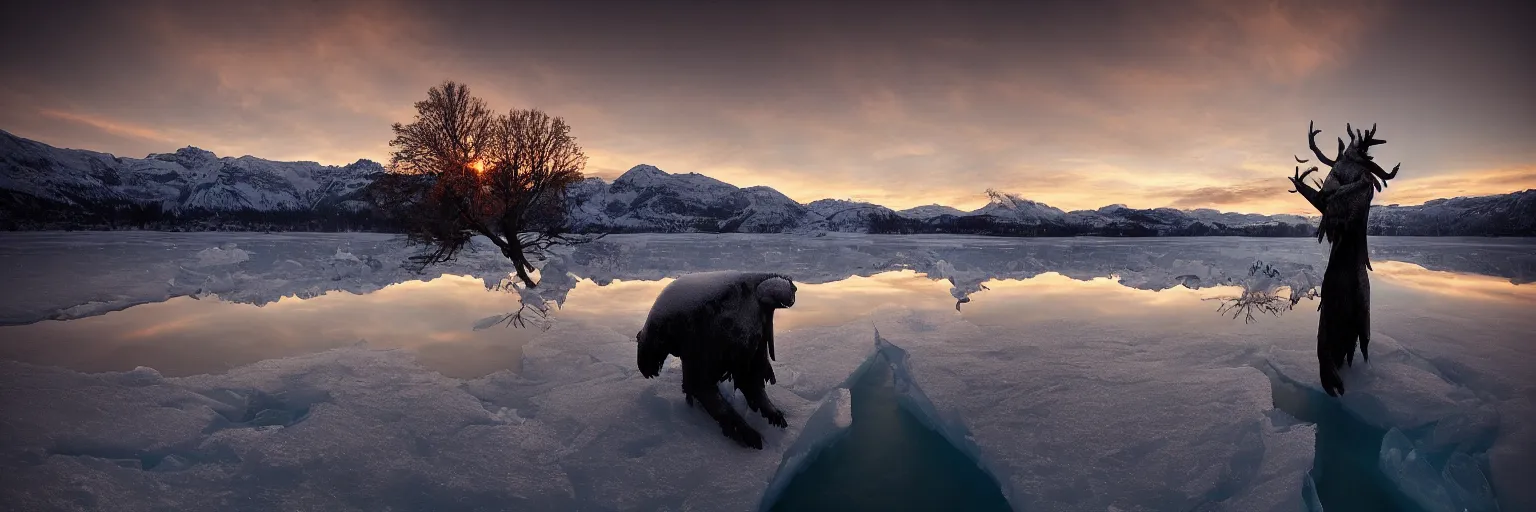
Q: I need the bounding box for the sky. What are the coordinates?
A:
[1,0,1531,215]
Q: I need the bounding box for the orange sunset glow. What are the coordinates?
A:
[1,0,1531,215]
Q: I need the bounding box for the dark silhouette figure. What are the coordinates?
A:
[1290,121,1401,396]
[637,271,796,449]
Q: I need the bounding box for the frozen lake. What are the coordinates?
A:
[0,232,1532,511]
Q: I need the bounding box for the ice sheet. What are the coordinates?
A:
[1263,333,1506,511]
[0,311,878,510]
[1,232,1532,510]
[862,306,1315,511]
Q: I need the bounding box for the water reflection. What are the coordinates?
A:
[559,270,959,337]
[0,275,535,378]
[954,273,1250,332]
[0,259,1529,382]
[1373,260,1536,304]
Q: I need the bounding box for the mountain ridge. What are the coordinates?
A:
[2,131,1531,236]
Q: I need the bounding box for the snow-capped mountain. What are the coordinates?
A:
[2,131,1530,236]
[804,198,900,232]
[1,130,382,228]
[565,165,810,233]
[970,189,1068,224]
[898,204,968,219]
[1369,190,1536,236]
[565,168,1320,236]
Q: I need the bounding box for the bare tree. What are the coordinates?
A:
[372,81,596,288]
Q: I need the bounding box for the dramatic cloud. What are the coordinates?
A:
[1378,166,1536,206]
[1165,181,1296,210]
[1,0,1531,214]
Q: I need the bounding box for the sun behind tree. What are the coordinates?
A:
[370,80,596,288]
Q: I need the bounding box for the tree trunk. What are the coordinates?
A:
[505,235,538,288]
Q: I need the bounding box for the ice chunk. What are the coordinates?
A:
[1302,471,1325,512]
[1443,452,1499,512]
[762,339,1013,512]
[1264,333,1506,511]
[332,248,361,262]
[1218,410,1320,512]
[1261,334,1500,458]
[758,385,857,511]
[191,244,251,267]
[868,306,1313,511]
[1380,427,1459,511]
[832,387,853,428]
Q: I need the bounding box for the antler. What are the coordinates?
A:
[1361,122,1386,148]
[1288,165,1318,193]
[1372,163,1400,185]
[1308,121,1336,167]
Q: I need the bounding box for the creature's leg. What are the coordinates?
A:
[1317,299,1346,397]
[739,379,787,428]
[1358,273,1372,363]
[759,353,777,385]
[684,363,763,449]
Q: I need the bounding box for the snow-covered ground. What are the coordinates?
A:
[0,232,1531,511]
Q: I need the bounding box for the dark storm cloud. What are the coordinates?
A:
[1,0,1531,213]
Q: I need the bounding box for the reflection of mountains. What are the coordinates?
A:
[81,234,1532,329]
[10,234,1528,328]
[547,236,1535,309]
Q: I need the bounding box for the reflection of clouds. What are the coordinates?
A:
[545,265,1276,332]
[9,261,1528,380]
[959,273,1243,327]
[0,274,534,378]
[1373,261,1536,304]
[782,272,956,330]
[556,271,957,335]
[556,278,675,335]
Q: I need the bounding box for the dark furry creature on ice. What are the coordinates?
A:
[636,271,797,449]
[1289,121,1401,396]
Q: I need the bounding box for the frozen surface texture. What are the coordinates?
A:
[1,314,879,511]
[864,306,1315,511]
[1,232,1531,510]
[1265,332,1517,511]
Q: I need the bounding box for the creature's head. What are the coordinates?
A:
[757,276,797,309]
[1302,121,1399,191]
[1339,122,1386,162]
